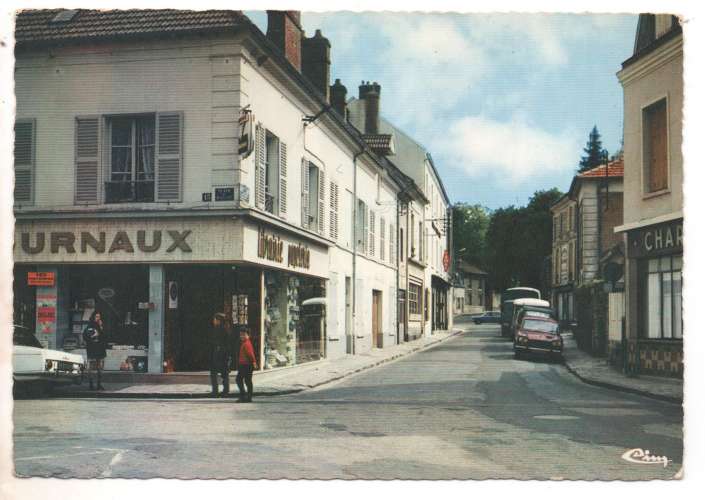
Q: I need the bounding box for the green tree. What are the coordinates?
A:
[579,125,607,172]
[452,203,490,268]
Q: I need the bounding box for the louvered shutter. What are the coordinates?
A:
[156,112,182,202]
[279,141,287,217]
[390,224,395,264]
[14,120,35,204]
[254,125,266,208]
[329,181,339,240]
[75,117,100,203]
[380,217,386,261]
[318,169,326,235]
[369,210,376,257]
[301,159,310,229]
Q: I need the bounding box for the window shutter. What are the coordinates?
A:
[318,169,326,235]
[14,120,35,204]
[156,112,182,202]
[380,217,386,261]
[329,181,339,240]
[279,141,287,217]
[369,210,376,257]
[75,117,99,203]
[648,100,668,192]
[254,124,266,209]
[390,224,395,264]
[301,159,310,229]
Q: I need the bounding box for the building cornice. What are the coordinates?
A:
[617,34,683,88]
[614,211,683,233]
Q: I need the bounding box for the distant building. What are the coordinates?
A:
[452,262,491,315]
[616,14,683,378]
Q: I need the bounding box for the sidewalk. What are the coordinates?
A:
[53,329,463,399]
[562,335,682,404]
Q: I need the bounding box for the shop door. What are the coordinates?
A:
[372,290,383,348]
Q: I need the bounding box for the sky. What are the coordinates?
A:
[247,11,637,210]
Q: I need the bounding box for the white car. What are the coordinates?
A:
[13,325,85,392]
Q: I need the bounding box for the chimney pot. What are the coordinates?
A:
[266,10,303,72]
[330,79,348,117]
[302,29,331,102]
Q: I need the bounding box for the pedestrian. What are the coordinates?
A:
[82,311,107,391]
[236,327,258,403]
[209,312,231,397]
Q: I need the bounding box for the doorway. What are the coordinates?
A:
[372,290,383,348]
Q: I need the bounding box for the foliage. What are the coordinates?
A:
[579,125,608,173]
[451,203,490,268]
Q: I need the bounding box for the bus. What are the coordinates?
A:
[500,287,541,338]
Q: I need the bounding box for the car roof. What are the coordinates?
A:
[522,316,558,324]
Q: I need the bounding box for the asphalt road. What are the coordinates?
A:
[13,322,683,479]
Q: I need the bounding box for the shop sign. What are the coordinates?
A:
[288,243,310,270]
[98,287,115,300]
[257,227,284,263]
[20,230,192,255]
[628,219,683,259]
[238,107,254,158]
[442,250,450,272]
[37,306,56,323]
[168,281,178,310]
[28,271,54,286]
[36,293,57,334]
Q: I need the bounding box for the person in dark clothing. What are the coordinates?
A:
[209,312,231,397]
[82,311,107,390]
[236,328,258,403]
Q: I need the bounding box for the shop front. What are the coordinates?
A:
[431,275,450,332]
[14,215,329,373]
[624,217,683,378]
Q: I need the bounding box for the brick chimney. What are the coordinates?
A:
[330,79,347,118]
[302,29,331,101]
[359,81,381,134]
[266,10,303,71]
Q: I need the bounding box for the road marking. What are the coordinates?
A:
[533,415,580,420]
[15,450,113,461]
[100,451,125,478]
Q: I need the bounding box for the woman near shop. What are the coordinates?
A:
[236,328,258,403]
[82,311,107,390]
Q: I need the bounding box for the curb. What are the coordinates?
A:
[562,360,682,405]
[49,330,465,400]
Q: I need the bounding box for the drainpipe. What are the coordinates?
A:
[352,147,365,355]
[395,197,402,344]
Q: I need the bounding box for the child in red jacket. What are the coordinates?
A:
[236,328,258,402]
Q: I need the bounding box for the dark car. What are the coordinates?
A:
[473,311,501,324]
[513,317,563,360]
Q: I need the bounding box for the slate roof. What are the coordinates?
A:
[15,9,244,47]
[578,158,624,178]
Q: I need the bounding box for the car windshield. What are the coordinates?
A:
[522,319,558,334]
[13,326,43,348]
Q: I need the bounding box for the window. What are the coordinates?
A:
[380,217,386,261]
[559,212,565,238]
[264,131,280,214]
[643,255,682,339]
[356,198,368,253]
[308,164,320,229]
[409,283,422,315]
[369,210,376,257]
[553,216,558,241]
[643,98,668,194]
[329,181,339,240]
[410,214,415,257]
[419,221,423,261]
[389,224,395,264]
[106,115,155,203]
[399,227,404,262]
[14,119,35,204]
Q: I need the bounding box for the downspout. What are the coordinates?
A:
[352,147,365,355]
[396,196,401,345]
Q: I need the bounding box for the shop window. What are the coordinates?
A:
[409,283,422,315]
[643,255,682,339]
[642,98,668,194]
[106,115,156,203]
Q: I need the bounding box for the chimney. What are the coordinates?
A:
[266,10,303,71]
[359,81,381,134]
[302,29,331,101]
[330,79,348,117]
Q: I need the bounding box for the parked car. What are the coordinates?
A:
[510,299,555,340]
[13,325,85,394]
[513,317,563,361]
[473,311,501,324]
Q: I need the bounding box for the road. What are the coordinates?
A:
[13,322,683,479]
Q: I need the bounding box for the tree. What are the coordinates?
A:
[452,203,490,268]
[579,125,607,172]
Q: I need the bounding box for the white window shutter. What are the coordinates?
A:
[318,169,326,235]
[390,224,395,264]
[301,159,310,229]
[380,217,386,261]
[329,181,339,240]
[75,116,100,203]
[14,120,35,204]
[279,141,287,217]
[254,125,266,209]
[156,112,182,202]
[369,210,376,257]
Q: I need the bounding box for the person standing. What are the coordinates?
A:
[208,312,231,397]
[236,328,258,403]
[82,311,107,391]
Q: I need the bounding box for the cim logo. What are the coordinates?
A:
[621,448,671,468]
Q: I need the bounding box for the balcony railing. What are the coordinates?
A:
[105,180,155,203]
[265,191,275,214]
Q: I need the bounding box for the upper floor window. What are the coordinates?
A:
[265,131,280,214]
[256,126,287,217]
[399,227,404,262]
[643,98,668,194]
[356,198,368,253]
[14,119,35,205]
[308,163,320,229]
[106,115,155,203]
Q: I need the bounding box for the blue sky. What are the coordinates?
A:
[248,11,637,209]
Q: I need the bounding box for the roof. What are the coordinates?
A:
[623,14,682,69]
[578,158,624,178]
[15,9,245,47]
[458,262,487,275]
[362,134,394,156]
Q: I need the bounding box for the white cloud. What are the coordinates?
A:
[435,114,581,183]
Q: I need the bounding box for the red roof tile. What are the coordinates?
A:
[579,158,624,178]
[15,9,244,46]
